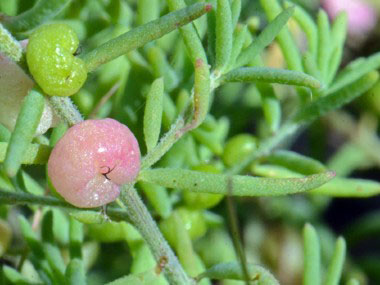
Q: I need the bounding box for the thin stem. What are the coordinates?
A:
[141,116,185,170]
[119,184,194,285]
[226,179,250,284]
[49,96,83,126]
[0,23,22,61]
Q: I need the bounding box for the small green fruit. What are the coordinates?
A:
[160,207,207,247]
[27,24,87,97]
[222,134,257,166]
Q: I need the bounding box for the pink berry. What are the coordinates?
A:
[322,0,377,37]
[48,118,141,208]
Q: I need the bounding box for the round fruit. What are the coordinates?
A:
[48,118,140,208]
[222,134,257,166]
[27,24,87,97]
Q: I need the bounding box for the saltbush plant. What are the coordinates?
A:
[0,0,380,284]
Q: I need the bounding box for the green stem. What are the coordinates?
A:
[0,23,22,61]
[141,116,185,170]
[81,3,212,72]
[119,184,194,285]
[48,96,83,126]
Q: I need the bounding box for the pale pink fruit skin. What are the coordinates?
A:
[48,118,141,208]
[322,0,377,37]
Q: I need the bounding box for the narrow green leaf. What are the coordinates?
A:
[284,1,317,57]
[302,52,322,82]
[206,0,217,65]
[139,181,172,219]
[106,270,160,285]
[69,217,83,259]
[49,123,68,147]
[327,52,380,95]
[0,1,18,16]
[231,0,241,28]
[82,2,211,71]
[22,171,44,195]
[4,90,45,177]
[3,0,72,33]
[215,0,233,72]
[42,211,54,243]
[146,46,179,92]
[192,127,223,155]
[137,0,160,25]
[236,7,295,68]
[251,164,301,178]
[327,143,369,177]
[326,12,347,85]
[144,78,164,152]
[44,243,66,281]
[310,177,380,197]
[317,10,331,81]
[183,59,211,131]
[163,93,177,129]
[139,168,335,196]
[324,237,346,285]
[267,150,326,175]
[166,0,209,63]
[294,71,379,124]
[70,211,109,224]
[0,142,51,164]
[0,123,11,142]
[169,212,204,278]
[18,216,44,258]
[196,262,279,284]
[65,258,86,285]
[260,0,303,71]
[221,67,321,88]
[303,224,321,285]
[3,266,31,285]
[226,24,249,71]
[257,84,281,133]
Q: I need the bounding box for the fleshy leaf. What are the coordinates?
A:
[138,168,335,196]
[196,262,279,284]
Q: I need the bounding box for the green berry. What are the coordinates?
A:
[222,134,257,166]
[160,207,207,247]
[26,24,87,97]
[183,164,224,209]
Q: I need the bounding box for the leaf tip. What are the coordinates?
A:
[205,3,213,12]
[195,58,204,68]
[285,5,296,15]
[327,170,336,179]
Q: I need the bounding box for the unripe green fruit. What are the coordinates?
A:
[26,24,87,97]
[183,164,224,209]
[222,134,257,166]
[160,207,207,247]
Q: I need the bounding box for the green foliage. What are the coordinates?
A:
[3,89,45,176]
[1,0,380,284]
